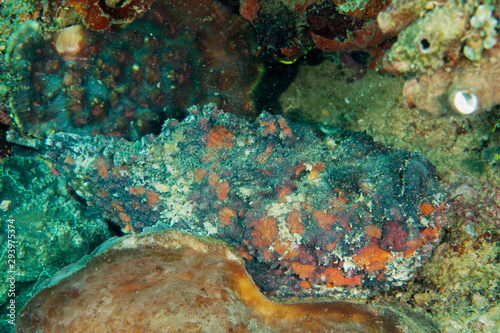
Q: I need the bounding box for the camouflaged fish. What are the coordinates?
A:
[45,103,448,297]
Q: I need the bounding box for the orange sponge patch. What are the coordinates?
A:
[206,125,233,150]
[352,239,391,274]
[309,162,325,180]
[216,181,230,200]
[256,145,273,164]
[285,209,304,234]
[95,157,109,179]
[146,189,160,206]
[250,216,278,250]
[291,262,316,280]
[313,210,336,231]
[419,202,436,216]
[194,168,206,183]
[219,207,236,226]
[321,267,363,286]
[364,225,382,239]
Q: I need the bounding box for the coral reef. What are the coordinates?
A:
[308,5,388,57]
[0,0,36,55]
[403,45,500,115]
[0,0,40,160]
[17,230,439,332]
[3,20,42,65]
[376,0,426,35]
[378,0,500,115]
[4,0,262,141]
[38,0,154,30]
[447,176,500,230]
[464,4,498,61]
[43,103,448,297]
[0,154,110,320]
[226,0,393,62]
[0,0,497,332]
[381,4,467,73]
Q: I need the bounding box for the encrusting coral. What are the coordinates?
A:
[4,0,262,141]
[43,103,448,297]
[17,230,439,332]
[381,3,467,73]
[403,44,500,115]
[377,0,500,115]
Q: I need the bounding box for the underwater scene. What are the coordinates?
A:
[0,0,499,331]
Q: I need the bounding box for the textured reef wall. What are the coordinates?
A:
[44,103,448,297]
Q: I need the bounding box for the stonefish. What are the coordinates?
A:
[45,104,448,297]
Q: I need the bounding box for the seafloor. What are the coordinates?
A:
[0,0,499,332]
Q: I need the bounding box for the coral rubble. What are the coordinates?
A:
[464,4,498,61]
[44,103,448,297]
[17,230,438,332]
[5,0,262,141]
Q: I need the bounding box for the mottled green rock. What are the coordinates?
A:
[0,153,111,331]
